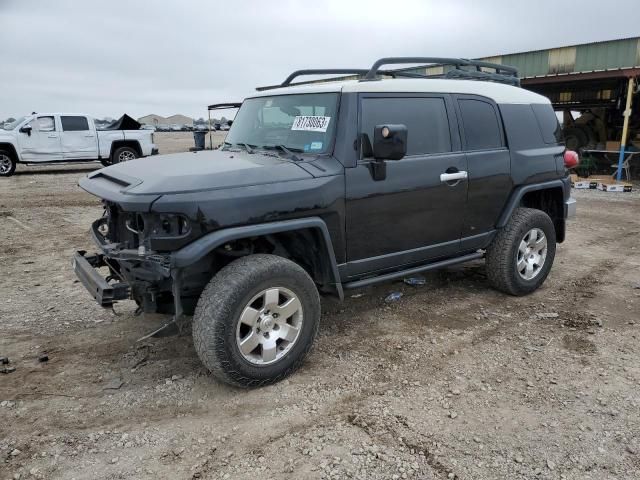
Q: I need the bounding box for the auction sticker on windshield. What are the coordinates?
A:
[291,116,331,132]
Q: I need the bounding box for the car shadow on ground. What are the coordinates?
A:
[15,166,99,176]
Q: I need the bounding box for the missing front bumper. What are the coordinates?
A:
[72,251,130,307]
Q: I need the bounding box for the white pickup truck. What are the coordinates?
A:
[0,113,158,177]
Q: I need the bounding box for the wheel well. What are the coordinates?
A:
[520,187,565,242]
[0,143,19,162]
[110,140,142,158]
[210,228,337,295]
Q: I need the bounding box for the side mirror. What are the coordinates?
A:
[227,120,233,126]
[372,124,407,161]
[20,124,32,136]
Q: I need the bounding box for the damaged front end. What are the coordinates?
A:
[72,202,191,316]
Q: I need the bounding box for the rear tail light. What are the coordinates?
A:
[564,150,579,169]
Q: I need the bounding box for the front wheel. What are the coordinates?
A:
[486,207,556,296]
[193,254,321,387]
[0,151,16,177]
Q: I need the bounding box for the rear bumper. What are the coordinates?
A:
[72,251,130,307]
[565,197,576,219]
[151,147,159,155]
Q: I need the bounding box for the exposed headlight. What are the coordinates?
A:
[150,214,191,238]
[97,221,109,237]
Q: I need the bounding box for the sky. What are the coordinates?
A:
[1,0,638,120]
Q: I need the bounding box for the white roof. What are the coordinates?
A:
[250,78,549,105]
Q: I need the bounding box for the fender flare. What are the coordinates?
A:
[0,142,20,163]
[496,179,566,228]
[171,217,344,300]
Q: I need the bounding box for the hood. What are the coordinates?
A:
[80,149,315,205]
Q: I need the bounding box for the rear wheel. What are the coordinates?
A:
[0,151,16,177]
[111,146,138,164]
[486,207,556,296]
[563,126,589,151]
[193,254,321,387]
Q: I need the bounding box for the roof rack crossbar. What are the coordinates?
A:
[281,69,370,87]
[257,68,407,91]
[363,57,519,85]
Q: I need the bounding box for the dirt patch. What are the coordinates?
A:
[562,334,598,355]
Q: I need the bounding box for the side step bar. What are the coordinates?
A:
[342,251,484,290]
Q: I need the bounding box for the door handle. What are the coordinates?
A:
[48,134,58,138]
[440,171,468,182]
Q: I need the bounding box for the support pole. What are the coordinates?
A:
[208,109,213,150]
[616,77,635,181]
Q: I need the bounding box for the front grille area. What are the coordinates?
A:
[103,202,141,249]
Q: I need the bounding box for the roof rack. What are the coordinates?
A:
[259,56,520,91]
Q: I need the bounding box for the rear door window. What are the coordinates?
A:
[360,97,451,156]
[61,116,90,131]
[531,104,562,144]
[458,99,503,150]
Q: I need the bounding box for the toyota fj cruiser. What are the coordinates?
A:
[73,57,577,387]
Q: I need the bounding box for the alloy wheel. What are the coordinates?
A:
[516,228,547,280]
[118,150,136,162]
[235,287,303,365]
[0,155,12,175]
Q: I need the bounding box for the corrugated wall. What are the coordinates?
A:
[500,50,549,77]
[478,37,640,78]
[574,38,640,71]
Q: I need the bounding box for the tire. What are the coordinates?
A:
[193,254,321,387]
[111,146,138,164]
[563,126,589,151]
[486,207,556,296]
[0,150,16,177]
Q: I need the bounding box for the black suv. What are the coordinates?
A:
[73,57,577,387]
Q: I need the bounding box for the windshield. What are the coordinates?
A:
[2,117,26,130]
[225,93,339,154]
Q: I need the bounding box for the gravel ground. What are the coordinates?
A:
[1,141,639,479]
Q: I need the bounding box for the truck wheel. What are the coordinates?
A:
[563,126,589,151]
[486,207,556,296]
[111,146,138,164]
[193,254,320,387]
[0,151,16,177]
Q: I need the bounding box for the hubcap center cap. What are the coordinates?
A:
[260,315,274,331]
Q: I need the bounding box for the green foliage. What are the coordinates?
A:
[576,155,597,177]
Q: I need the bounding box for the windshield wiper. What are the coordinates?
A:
[221,141,256,154]
[240,143,255,154]
[261,144,304,162]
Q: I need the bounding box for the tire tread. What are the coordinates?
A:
[192,254,320,388]
[486,207,556,296]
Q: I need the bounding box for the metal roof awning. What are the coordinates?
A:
[521,67,640,85]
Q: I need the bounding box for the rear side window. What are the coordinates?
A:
[61,116,90,131]
[360,97,451,156]
[531,104,562,144]
[458,99,503,150]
